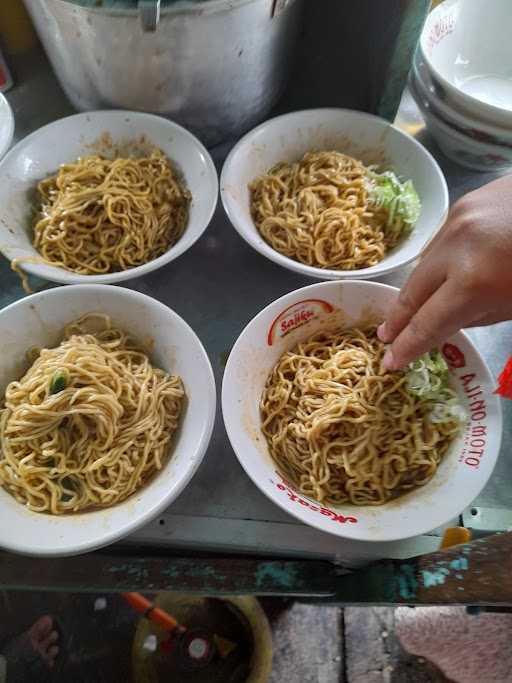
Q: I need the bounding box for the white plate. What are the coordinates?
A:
[0,93,14,159]
[220,108,449,281]
[222,280,502,543]
[0,110,218,285]
[0,285,216,556]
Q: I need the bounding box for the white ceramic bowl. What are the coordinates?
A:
[420,0,512,128]
[0,285,216,556]
[0,93,14,160]
[413,51,512,149]
[410,75,512,172]
[221,108,448,280]
[0,111,218,285]
[222,280,502,542]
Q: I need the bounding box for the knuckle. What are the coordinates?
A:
[452,191,477,215]
[447,197,480,232]
[450,213,477,239]
[397,288,417,315]
[462,212,481,232]
[406,316,431,346]
[458,264,489,294]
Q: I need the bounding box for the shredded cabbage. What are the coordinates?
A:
[429,395,468,424]
[406,350,449,400]
[405,350,466,425]
[366,170,421,237]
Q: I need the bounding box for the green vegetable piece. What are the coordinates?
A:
[366,169,421,237]
[405,350,466,425]
[60,475,76,503]
[406,350,449,399]
[49,368,69,395]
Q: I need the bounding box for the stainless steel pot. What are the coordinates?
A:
[23,0,303,146]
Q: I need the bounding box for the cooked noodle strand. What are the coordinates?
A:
[260,327,459,506]
[0,314,184,514]
[250,151,398,270]
[30,149,190,277]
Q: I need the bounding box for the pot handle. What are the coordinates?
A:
[138,0,161,31]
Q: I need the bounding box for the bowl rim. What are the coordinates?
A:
[420,0,512,124]
[0,110,219,285]
[222,279,503,542]
[220,107,449,281]
[0,283,217,556]
[413,51,512,141]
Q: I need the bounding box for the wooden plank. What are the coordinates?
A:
[1,534,510,604]
[0,552,337,596]
[335,532,512,605]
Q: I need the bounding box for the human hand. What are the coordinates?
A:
[378,174,512,369]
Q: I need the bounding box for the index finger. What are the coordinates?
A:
[378,255,445,344]
[383,279,473,370]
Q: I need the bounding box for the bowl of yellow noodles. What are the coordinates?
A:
[0,110,218,291]
[222,280,501,542]
[221,108,448,280]
[0,284,216,556]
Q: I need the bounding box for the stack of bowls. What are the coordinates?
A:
[411,0,512,172]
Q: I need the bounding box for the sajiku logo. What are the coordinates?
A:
[267,299,335,346]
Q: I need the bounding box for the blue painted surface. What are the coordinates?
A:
[255,562,297,589]
[107,560,302,592]
[420,554,469,589]
[395,563,418,600]
[450,558,469,571]
[422,568,450,588]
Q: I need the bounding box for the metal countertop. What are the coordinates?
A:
[2,54,510,566]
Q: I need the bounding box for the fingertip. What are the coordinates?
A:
[377,322,388,342]
[382,348,395,370]
[384,343,414,371]
[388,279,470,371]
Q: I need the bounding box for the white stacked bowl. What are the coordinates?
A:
[415,0,512,171]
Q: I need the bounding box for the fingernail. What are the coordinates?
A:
[377,322,388,342]
[383,348,395,370]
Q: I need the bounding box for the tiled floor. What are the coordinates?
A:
[0,592,449,682]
